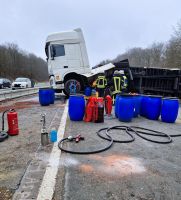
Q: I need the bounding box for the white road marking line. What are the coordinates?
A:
[37,101,68,200]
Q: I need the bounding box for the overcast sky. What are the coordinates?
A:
[0,0,181,66]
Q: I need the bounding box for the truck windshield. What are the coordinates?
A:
[51,44,65,57]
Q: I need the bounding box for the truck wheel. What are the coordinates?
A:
[64,79,82,96]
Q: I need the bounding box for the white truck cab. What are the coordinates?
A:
[45,28,93,95]
[45,28,115,95]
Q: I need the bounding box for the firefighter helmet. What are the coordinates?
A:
[119,70,125,75]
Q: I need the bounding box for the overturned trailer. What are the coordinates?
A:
[114,60,181,98]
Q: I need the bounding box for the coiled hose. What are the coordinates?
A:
[58,128,113,154]
[58,125,180,154]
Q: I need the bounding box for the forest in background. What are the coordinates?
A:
[97,20,181,69]
[0,43,48,82]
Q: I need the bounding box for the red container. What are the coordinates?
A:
[84,97,96,122]
[105,95,113,115]
[92,97,104,123]
[7,111,19,135]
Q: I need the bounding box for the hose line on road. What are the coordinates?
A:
[58,128,114,154]
[58,125,181,154]
[97,126,135,143]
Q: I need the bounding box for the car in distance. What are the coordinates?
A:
[0,78,11,89]
[12,77,32,89]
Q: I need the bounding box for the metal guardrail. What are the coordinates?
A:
[0,88,39,102]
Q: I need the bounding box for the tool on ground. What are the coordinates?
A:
[75,134,84,143]
[40,113,49,146]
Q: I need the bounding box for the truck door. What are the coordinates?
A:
[65,44,82,69]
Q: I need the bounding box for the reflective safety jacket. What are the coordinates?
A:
[112,76,121,95]
[96,76,107,89]
[121,75,128,89]
[111,75,128,95]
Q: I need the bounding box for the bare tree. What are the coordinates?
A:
[0,43,48,81]
[96,20,181,69]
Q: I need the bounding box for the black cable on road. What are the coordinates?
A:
[0,109,12,142]
[58,128,113,154]
[130,126,172,144]
[131,126,181,138]
[58,125,180,154]
[97,126,135,143]
[0,131,8,142]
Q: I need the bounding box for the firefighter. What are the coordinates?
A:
[119,70,128,92]
[109,70,121,103]
[110,70,128,103]
[95,72,107,97]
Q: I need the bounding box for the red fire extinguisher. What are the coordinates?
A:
[105,95,113,116]
[7,109,19,136]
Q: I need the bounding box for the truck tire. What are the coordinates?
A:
[64,78,82,96]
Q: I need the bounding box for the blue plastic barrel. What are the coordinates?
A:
[84,87,92,96]
[133,95,142,117]
[114,94,120,118]
[49,89,55,104]
[161,98,179,123]
[118,94,134,122]
[69,95,85,121]
[39,88,51,106]
[146,95,162,120]
[140,95,149,117]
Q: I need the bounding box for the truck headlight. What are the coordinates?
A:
[55,75,61,81]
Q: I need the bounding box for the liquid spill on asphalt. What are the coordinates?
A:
[60,156,80,167]
[80,164,94,173]
[47,156,79,168]
[79,154,146,177]
[20,96,39,102]
[0,100,39,112]
[0,98,65,112]
[37,152,80,168]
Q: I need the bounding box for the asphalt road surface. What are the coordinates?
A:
[0,95,180,200]
[0,95,66,199]
[53,106,181,200]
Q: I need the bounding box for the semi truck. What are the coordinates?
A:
[45,28,116,95]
